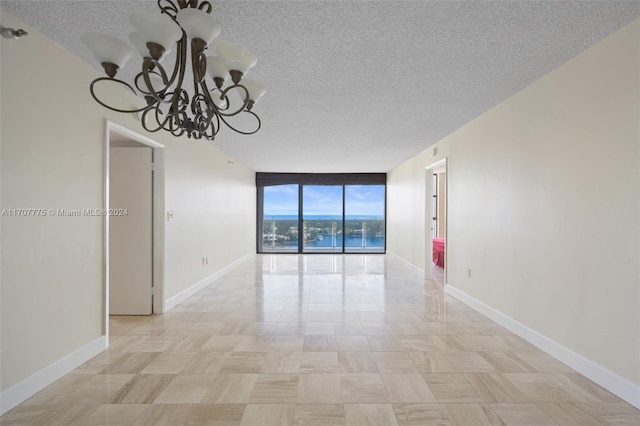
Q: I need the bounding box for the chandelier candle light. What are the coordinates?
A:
[82,0,265,141]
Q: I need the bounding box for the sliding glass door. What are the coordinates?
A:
[302,185,343,253]
[260,184,299,252]
[345,185,385,252]
[257,173,386,254]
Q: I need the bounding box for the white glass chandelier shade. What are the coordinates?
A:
[216,42,257,75]
[206,56,229,82]
[81,32,135,68]
[129,11,182,51]
[176,8,221,46]
[241,79,266,104]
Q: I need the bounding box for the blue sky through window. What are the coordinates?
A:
[264,184,385,218]
[303,186,342,217]
[263,184,298,216]
[345,185,385,217]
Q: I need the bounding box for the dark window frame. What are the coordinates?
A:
[256,173,387,254]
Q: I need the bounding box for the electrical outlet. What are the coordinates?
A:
[466,268,471,278]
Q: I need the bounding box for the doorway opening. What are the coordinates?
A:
[104,121,165,340]
[425,159,447,284]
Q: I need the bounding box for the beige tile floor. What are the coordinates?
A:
[2,254,639,425]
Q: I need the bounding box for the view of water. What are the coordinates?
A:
[266,235,384,249]
[265,215,383,220]
[262,215,385,250]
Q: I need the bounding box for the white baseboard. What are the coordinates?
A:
[164,252,254,312]
[386,250,425,275]
[0,335,107,415]
[444,284,640,409]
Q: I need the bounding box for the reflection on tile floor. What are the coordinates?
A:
[2,254,639,425]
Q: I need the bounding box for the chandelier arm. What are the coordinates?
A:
[209,88,230,112]
[176,89,190,113]
[134,72,152,94]
[218,110,262,135]
[190,53,208,128]
[161,114,175,133]
[191,93,204,114]
[140,100,175,134]
[155,102,175,129]
[198,80,222,118]
[203,109,218,137]
[202,119,216,141]
[155,103,174,127]
[190,55,218,138]
[168,36,189,113]
[191,76,204,114]
[162,34,186,90]
[167,111,186,137]
[214,111,221,135]
[203,115,217,138]
[201,109,221,142]
[171,124,186,138]
[90,77,150,114]
[169,97,194,137]
[140,59,172,106]
[215,84,251,117]
[158,0,214,17]
[137,36,184,103]
[192,47,207,84]
[192,96,215,134]
[135,32,185,102]
[197,1,213,13]
[198,79,216,106]
[140,107,164,133]
[134,66,166,101]
[157,0,180,20]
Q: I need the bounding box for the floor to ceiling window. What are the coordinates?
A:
[303,185,343,253]
[257,173,386,254]
[261,184,299,252]
[344,184,385,253]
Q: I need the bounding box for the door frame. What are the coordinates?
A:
[425,158,448,283]
[104,120,165,343]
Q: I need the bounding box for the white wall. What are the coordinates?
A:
[387,157,436,272]
[388,18,639,399]
[0,10,255,406]
[164,139,256,302]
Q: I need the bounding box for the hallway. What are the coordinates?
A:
[2,254,638,425]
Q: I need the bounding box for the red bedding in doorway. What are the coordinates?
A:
[433,238,445,267]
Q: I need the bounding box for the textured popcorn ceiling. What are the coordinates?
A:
[2,1,639,172]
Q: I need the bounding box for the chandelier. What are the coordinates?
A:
[81,0,265,141]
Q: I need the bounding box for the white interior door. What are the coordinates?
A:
[109,147,153,315]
